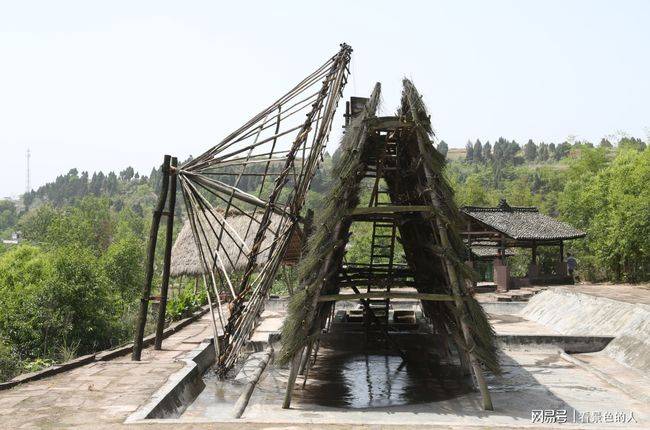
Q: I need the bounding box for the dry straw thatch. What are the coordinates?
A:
[170,211,302,278]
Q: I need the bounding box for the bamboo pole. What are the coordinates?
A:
[155,157,178,350]
[282,347,303,409]
[232,346,273,418]
[132,155,171,361]
[203,274,221,359]
[298,342,312,375]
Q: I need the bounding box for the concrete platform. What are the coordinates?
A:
[1,284,649,429]
[177,349,648,428]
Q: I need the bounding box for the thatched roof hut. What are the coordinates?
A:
[170,212,303,278]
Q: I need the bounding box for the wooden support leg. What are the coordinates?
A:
[155,157,178,350]
[132,155,171,361]
[455,339,471,377]
[470,356,493,410]
[282,351,302,409]
[282,266,294,296]
[298,342,312,375]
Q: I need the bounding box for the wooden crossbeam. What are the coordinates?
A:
[317,291,458,302]
[366,117,415,131]
[349,205,431,216]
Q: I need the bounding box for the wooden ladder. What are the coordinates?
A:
[366,141,398,325]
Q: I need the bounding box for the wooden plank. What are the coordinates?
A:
[349,205,431,216]
[317,291,457,302]
[367,117,415,131]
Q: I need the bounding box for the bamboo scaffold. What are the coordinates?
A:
[131,44,353,374]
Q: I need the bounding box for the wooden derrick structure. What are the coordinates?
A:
[132,44,499,412]
[278,81,499,410]
[132,44,352,370]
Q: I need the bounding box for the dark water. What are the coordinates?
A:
[295,350,473,409]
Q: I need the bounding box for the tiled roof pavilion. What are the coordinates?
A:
[461,199,586,243]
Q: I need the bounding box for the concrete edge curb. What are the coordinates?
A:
[559,351,650,404]
[0,304,212,391]
[124,337,216,422]
[497,334,614,354]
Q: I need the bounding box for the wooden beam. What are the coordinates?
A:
[318,291,457,302]
[155,157,178,350]
[366,116,414,131]
[349,205,431,216]
[132,155,171,361]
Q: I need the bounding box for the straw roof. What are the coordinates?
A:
[170,212,303,277]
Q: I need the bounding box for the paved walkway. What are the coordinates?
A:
[569,283,650,305]
[0,314,216,429]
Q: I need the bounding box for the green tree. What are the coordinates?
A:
[537,143,549,162]
[559,148,650,281]
[483,141,492,162]
[19,204,57,242]
[100,235,144,303]
[0,200,17,234]
[599,138,613,148]
[45,197,114,253]
[465,140,474,162]
[524,139,537,162]
[618,137,646,151]
[554,142,571,160]
[473,139,484,163]
[437,140,449,158]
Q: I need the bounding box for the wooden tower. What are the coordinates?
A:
[279,81,498,411]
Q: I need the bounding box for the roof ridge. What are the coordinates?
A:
[461,206,539,213]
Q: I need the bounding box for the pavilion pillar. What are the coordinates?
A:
[493,234,509,292]
[556,242,567,276]
[529,241,539,278]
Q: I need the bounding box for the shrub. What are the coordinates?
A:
[166,285,207,322]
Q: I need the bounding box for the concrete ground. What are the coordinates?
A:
[569,283,650,305]
[0,314,216,429]
[1,284,649,429]
[234,348,648,428]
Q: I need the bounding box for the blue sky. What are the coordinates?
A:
[1,0,649,197]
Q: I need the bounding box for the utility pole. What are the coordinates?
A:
[26,148,31,194]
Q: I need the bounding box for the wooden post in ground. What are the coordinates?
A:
[155,157,178,350]
[282,351,303,409]
[298,342,312,375]
[132,155,171,361]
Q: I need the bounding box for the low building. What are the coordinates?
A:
[461,199,586,291]
[2,231,22,245]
